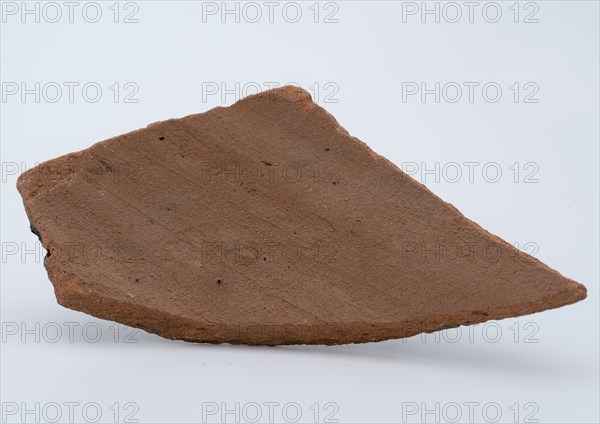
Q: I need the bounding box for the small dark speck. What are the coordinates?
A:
[263,257,267,261]
[472,310,488,316]
[134,278,140,283]
[216,279,223,285]
[262,161,272,166]
[325,147,330,152]
[159,136,165,140]
[356,219,362,223]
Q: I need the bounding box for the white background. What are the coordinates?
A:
[1,1,599,423]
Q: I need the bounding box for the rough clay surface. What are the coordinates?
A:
[17,86,586,345]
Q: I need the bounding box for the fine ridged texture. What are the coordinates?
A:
[17,86,586,345]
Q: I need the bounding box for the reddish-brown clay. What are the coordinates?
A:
[17,86,586,345]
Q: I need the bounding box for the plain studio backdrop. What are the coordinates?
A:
[1,1,599,423]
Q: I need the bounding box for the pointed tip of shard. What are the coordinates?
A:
[18,85,587,345]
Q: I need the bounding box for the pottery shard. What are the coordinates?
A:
[17,86,586,345]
